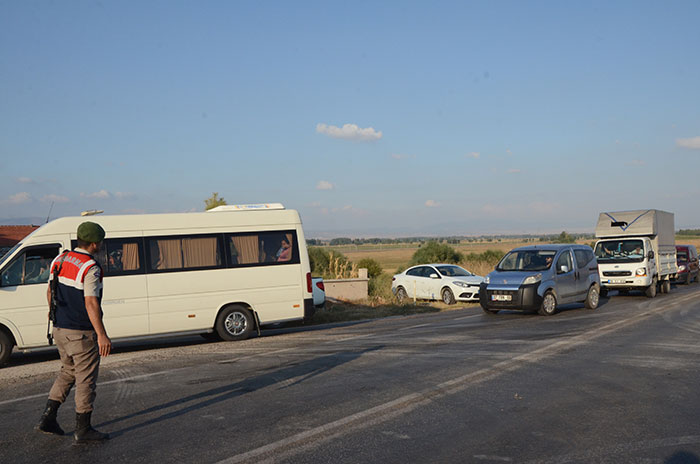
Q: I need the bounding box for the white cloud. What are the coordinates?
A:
[41,194,70,203]
[508,168,521,174]
[528,202,560,215]
[6,192,32,204]
[506,149,512,155]
[465,152,480,159]
[17,177,35,184]
[316,180,334,190]
[391,153,415,160]
[316,123,382,141]
[81,190,111,199]
[114,191,135,199]
[625,159,646,167]
[481,203,510,216]
[310,201,321,207]
[425,200,440,208]
[676,136,700,149]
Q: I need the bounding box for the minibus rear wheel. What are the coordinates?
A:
[216,305,254,341]
[0,330,14,367]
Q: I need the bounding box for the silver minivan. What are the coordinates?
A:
[479,244,601,316]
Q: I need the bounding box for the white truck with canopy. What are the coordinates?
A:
[594,209,677,298]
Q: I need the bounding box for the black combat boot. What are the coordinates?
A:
[73,411,109,443]
[36,399,64,435]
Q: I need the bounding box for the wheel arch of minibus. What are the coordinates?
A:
[0,317,20,348]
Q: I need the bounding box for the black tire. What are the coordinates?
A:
[441,288,456,305]
[0,330,14,367]
[395,286,408,303]
[599,287,608,298]
[215,305,254,341]
[645,277,657,298]
[200,332,220,341]
[661,279,671,294]
[481,305,499,315]
[584,284,600,309]
[538,291,557,316]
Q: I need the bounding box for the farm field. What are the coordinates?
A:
[328,236,700,277]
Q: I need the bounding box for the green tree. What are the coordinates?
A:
[204,192,227,211]
[553,231,576,243]
[409,241,463,266]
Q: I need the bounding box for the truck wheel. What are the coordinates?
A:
[0,330,14,367]
[661,279,671,294]
[538,291,557,316]
[215,305,254,341]
[645,277,657,298]
[584,284,600,309]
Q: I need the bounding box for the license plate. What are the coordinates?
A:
[608,279,626,284]
[492,294,512,301]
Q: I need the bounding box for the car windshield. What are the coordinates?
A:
[496,250,557,271]
[436,265,472,277]
[594,239,644,263]
[677,251,688,262]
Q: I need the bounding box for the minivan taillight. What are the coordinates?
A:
[306,272,312,293]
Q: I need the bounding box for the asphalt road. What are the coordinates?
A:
[2,284,700,464]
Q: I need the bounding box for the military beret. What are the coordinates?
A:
[77,221,106,243]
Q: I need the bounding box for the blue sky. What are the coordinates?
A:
[2,1,699,237]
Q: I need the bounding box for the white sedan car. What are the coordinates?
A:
[392,264,484,304]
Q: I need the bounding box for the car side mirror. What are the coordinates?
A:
[429,273,440,279]
[647,251,654,260]
[559,265,569,274]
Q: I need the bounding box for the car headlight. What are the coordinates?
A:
[453,281,473,288]
[484,275,490,284]
[523,273,542,285]
[636,268,646,276]
[679,265,686,271]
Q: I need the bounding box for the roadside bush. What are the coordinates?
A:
[462,249,506,276]
[409,241,463,266]
[308,247,357,279]
[357,258,383,278]
[368,273,393,299]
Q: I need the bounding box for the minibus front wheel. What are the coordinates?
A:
[215,305,254,341]
[0,329,14,367]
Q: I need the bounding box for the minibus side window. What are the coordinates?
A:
[0,245,61,287]
[146,235,224,273]
[225,230,299,267]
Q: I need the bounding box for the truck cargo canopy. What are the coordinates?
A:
[595,209,674,243]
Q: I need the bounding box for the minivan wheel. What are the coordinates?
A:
[395,287,408,303]
[215,305,254,341]
[441,288,456,305]
[481,305,499,315]
[0,330,14,367]
[584,284,600,309]
[538,291,557,316]
[645,277,657,298]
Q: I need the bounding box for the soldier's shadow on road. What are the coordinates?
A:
[97,345,384,437]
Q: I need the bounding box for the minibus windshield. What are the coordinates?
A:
[0,242,22,268]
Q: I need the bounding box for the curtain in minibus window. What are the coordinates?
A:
[122,243,140,271]
[183,237,219,268]
[153,239,183,270]
[230,235,259,264]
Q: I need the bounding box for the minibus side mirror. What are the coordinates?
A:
[647,250,654,260]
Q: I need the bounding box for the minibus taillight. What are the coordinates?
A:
[306,272,312,293]
[316,281,325,291]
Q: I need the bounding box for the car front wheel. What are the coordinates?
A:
[538,291,557,316]
[441,288,456,305]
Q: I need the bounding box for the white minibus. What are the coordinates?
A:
[0,204,314,366]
